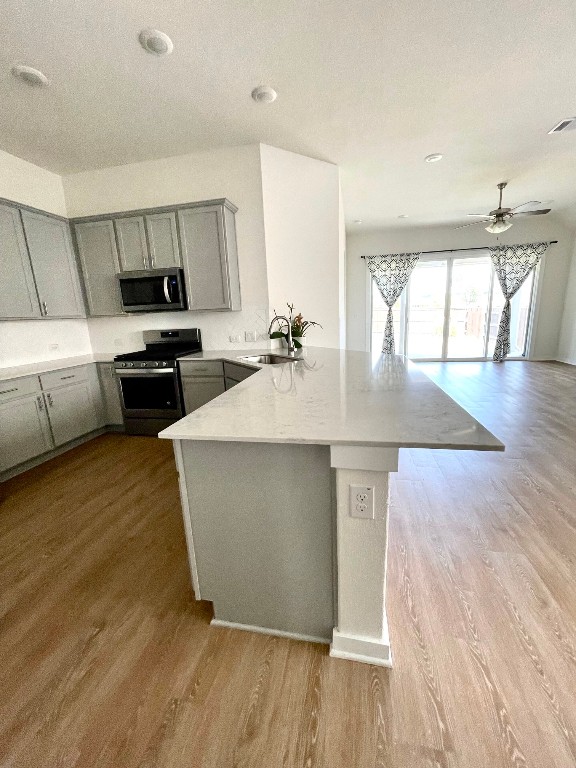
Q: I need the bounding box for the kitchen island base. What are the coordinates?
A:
[173,438,398,666]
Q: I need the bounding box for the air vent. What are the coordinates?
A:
[548,117,576,134]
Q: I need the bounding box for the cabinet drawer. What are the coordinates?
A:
[0,376,41,403]
[179,360,224,378]
[40,365,89,391]
[223,361,257,382]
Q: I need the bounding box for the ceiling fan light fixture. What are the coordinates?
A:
[485,218,513,234]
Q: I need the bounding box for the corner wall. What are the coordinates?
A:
[0,150,92,367]
[260,145,342,348]
[346,216,575,360]
[558,236,576,364]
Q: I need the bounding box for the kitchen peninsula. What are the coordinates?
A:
[160,347,503,667]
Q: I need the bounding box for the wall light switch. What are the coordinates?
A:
[349,485,375,519]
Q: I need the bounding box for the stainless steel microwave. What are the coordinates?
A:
[117,268,187,313]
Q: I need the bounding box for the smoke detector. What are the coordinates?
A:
[11,65,50,87]
[251,85,277,104]
[139,28,174,56]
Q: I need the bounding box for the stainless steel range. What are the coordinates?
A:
[114,329,202,435]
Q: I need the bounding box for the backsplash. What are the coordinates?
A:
[86,304,273,355]
[0,319,92,367]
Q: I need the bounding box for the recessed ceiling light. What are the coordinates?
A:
[398,214,409,219]
[138,28,173,56]
[424,153,443,163]
[251,85,277,104]
[11,65,49,87]
[354,219,363,224]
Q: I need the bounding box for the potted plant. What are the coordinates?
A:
[269,303,322,349]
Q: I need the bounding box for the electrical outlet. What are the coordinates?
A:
[229,334,242,343]
[48,343,59,351]
[245,330,257,342]
[349,485,375,519]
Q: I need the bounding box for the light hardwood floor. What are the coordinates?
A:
[1,360,575,768]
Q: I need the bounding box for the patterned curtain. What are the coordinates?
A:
[490,242,549,362]
[366,253,420,353]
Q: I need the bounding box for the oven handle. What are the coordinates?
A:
[116,368,176,375]
[163,276,172,304]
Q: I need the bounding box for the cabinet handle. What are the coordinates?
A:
[42,301,48,316]
[47,393,54,407]
[37,395,44,411]
[0,387,18,395]
[60,375,75,380]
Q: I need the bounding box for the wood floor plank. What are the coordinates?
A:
[1,360,576,767]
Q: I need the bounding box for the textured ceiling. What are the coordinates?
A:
[1,0,576,227]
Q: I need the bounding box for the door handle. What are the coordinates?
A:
[37,395,44,411]
[163,276,172,303]
[42,301,48,316]
[47,393,54,407]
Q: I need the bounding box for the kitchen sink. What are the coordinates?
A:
[241,354,299,365]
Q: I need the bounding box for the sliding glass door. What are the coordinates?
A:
[371,251,537,360]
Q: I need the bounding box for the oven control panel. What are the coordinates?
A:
[116,361,170,368]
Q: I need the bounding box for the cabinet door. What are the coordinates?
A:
[178,206,238,311]
[97,363,124,425]
[46,381,99,447]
[181,376,225,414]
[115,217,149,271]
[21,211,85,318]
[0,205,40,318]
[0,394,53,471]
[145,212,181,268]
[75,220,123,316]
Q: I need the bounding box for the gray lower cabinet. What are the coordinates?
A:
[0,393,52,472]
[21,211,85,318]
[44,380,99,447]
[75,220,123,316]
[0,204,40,318]
[97,363,124,425]
[115,216,148,271]
[178,204,241,311]
[181,376,226,413]
[145,212,181,268]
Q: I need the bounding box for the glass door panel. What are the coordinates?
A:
[447,257,492,358]
[406,260,447,359]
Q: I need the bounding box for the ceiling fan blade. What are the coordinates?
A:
[455,219,490,230]
[512,208,551,216]
[467,214,492,218]
[510,200,541,212]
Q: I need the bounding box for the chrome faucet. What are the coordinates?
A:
[268,314,295,354]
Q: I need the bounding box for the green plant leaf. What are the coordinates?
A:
[269,331,285,339]
[293,338,302,348]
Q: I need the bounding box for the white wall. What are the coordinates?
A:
[347,216,575,360]
[260,145,342,349]
[558,237,576,364]
[63,144,270,353]
[0,150,93,367]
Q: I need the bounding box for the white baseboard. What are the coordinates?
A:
[330,629,392,668]
[554,357,576,366]
[210,618,330,645]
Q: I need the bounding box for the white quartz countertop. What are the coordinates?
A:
[0,354,115,382]
[160,347,504,451]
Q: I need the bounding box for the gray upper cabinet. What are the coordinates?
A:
[0,204,40,318]
[75,220,123,316]
[115,216,148,271]
[145,211,181,268]
[178,204,241,311]
[21,211,85,318]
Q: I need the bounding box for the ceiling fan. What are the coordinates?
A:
[456,182,551,233]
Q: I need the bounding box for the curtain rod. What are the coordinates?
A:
[361,241,558,258]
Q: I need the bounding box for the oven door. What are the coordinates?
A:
[117,368,182,419]
[118,269,186,313]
